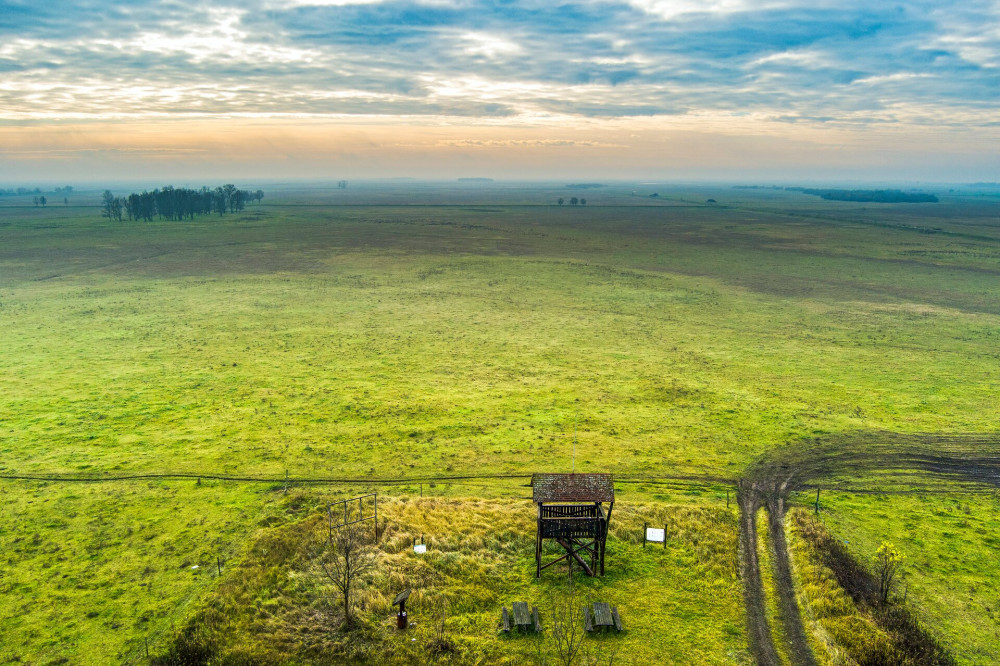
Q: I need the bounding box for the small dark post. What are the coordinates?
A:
[815,488,820,514]
[420,484,423,498]
[393,588,412,630]
[643,522,648,548]
[663,523,667,549]
[284,470,288,494]
[727,490,730,508]
[217,556,222,576]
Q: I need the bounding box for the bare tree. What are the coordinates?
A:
[581,643,620,666]
[101,190,115,219]
[221,183,237,212]
[549,588,585,666]
[310,521,379,626]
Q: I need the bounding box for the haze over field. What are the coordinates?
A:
[2,0,999,182]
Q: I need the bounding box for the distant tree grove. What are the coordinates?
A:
[101,185,264,222]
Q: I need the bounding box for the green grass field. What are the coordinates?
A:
[2,183,999,663]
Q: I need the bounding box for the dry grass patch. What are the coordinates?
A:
[152,493,749,665]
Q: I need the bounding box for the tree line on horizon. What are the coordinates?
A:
[798,188,938,203]
[0,185,72,196]
[101,185,264,222]
[734,185,939,203]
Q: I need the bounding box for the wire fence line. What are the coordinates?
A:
[0,471,737,486]
[7,470,1000,503]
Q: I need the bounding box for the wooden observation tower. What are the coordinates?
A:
[532,473,614,577]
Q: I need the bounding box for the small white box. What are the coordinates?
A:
[645,528,665,542]
[413,544,427,554]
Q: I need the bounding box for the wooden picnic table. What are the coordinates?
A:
[584,602,623,633]
[502,601,541,633]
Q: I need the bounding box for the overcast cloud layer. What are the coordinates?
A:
[1,0,999,180]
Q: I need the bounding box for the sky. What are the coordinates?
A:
[1,0,999,184]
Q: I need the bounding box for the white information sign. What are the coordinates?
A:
[413,544,427,554]
[645,527,665,543]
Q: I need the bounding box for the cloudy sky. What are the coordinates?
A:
[2,0,998,183]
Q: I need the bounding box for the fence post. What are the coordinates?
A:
[815,488,820,514]
[663,524,667,549]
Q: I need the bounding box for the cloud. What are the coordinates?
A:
[433,138,627,148]
[0,0,997,129]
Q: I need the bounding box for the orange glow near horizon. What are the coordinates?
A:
[3,114,998,183]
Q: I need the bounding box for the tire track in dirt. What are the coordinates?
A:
[738,432,1000,666]
[737,481,784,666]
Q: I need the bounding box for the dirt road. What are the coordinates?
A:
[737,432,1000,666]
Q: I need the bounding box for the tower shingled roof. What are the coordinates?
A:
[531,473,614,503]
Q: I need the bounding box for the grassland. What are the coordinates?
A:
[1,182,999,663]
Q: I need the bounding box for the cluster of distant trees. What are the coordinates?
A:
[733,185,938,203]
[798,188,938,203]
[557,197,587,205]
[0,186,72,196]
[101,185,264,222]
